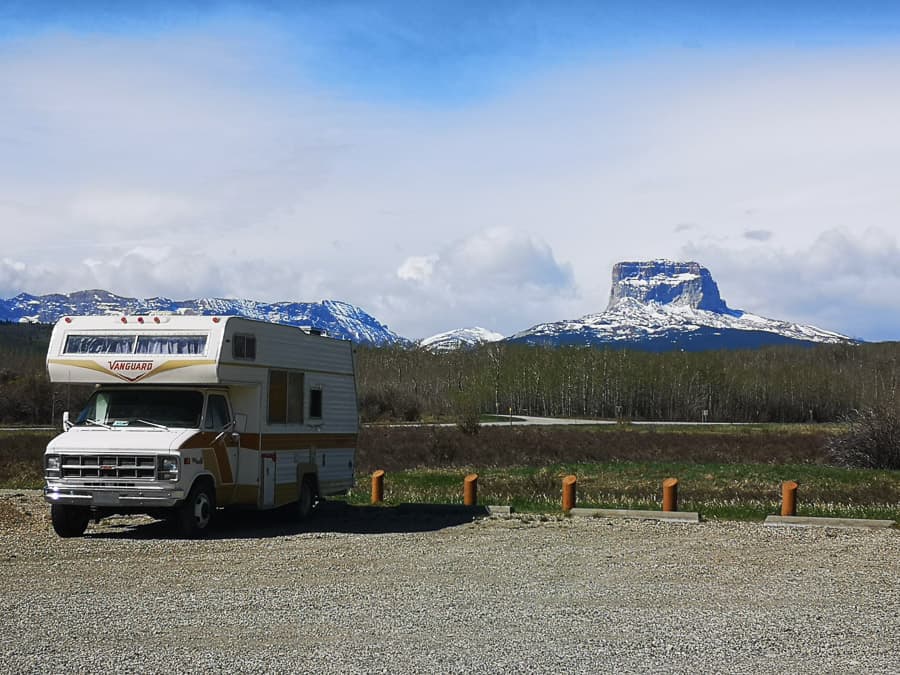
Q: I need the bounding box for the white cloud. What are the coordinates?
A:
[437,227,573,290]
[682,227,900,341]
[381,227,576,338]
[397,255,438,282]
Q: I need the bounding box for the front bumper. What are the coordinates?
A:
[44,484,186,508]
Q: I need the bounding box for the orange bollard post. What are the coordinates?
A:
[562,475,577,512]
[781,480,798,516]
[371,469,385,504]
[464,473,478,506]
[662,477,679,512]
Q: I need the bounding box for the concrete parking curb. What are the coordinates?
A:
[764,515,896,530]
[394,503,513,518]
[569,508,700,524]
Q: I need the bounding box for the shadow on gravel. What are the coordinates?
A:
[84,500,490,541]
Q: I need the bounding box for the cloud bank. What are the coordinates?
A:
[2,15,900,340]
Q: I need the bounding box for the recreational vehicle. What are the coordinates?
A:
[42,314,358,537]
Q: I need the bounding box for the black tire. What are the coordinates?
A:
[296,476,316,521]
[177,481,215,538]
[51,504,90,538]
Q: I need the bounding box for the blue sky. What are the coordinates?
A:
[2,1,900,339]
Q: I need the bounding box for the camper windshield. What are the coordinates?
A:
[75,389,204,429]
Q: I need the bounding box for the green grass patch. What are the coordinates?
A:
[6,424,897,523]
[346,461,900,522]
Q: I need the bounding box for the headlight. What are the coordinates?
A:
[157,455,179,481]
[45,455,61,478]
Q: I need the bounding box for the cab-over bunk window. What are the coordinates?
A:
[63,334,207,355]
[268,370,304,424]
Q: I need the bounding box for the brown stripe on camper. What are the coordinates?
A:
[201,448,222,485]
[180,432,356,452]
[259,433,357,451]
[213,444,234,484]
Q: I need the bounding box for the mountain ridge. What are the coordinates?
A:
[0,290,405,346]
[0,260,856,351]
[419,327,505,352]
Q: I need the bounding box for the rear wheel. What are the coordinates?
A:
[177,482,215,538]
[296,476,316,521]
[50,504,90,538]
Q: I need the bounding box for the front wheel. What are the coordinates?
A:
[51,504,90,538]
[177,482,215,538]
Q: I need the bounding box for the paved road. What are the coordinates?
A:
[0,427,56,432]
[482,415,746,427]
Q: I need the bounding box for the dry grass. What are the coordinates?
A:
[355,424,831,474]
[0,431,53,488]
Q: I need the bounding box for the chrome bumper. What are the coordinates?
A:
[44,485,186,508]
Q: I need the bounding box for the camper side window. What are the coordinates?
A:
[309,388,323,419]
[233,334,256,360]
[268,370,304,424]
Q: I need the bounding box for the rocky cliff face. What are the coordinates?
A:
[509,259,854,351]
[607,261,731,313]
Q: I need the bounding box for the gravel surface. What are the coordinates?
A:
[1,490,898,674]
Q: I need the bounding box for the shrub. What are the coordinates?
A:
[451,392,481,435]
[358,388,422,423]
[827,404,900,470]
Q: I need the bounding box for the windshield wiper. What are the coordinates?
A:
[83,418,112,430]
[133,418,170,431]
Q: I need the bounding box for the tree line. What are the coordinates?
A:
[356,341,900,424]
[0,323,87,425]
[1,321,898,425]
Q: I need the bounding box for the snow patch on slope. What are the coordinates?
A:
[420,327,505,352]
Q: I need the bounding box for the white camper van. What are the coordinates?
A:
[43,314,358,537]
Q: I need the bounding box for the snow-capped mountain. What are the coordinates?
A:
[419,327,505,352]
[0,290,406,346]
[1,261,856,352]
[508,260,854,352]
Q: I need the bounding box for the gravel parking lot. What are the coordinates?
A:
[1,490,898,674]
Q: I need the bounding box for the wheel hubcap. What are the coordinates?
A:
[194,494,211,528]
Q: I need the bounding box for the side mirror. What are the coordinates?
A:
[62,411,72,431]
[233,412,247,433]
[213,419,235,444]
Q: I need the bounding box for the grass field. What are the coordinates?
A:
[344,461,900,521]
[2,424,897,522]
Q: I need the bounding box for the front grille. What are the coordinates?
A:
[61,455,157,480]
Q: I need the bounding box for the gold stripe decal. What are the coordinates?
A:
[48,358,216,383]
[214,442,234,484]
